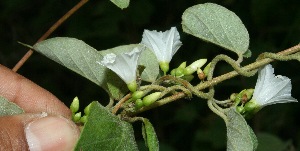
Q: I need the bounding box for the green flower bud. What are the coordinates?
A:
[175,67,185,77]
[181,75,194,82]
[197,68,206,80]
[159,62,170,75]
[170,69,176,76]
[73,112,82,122]
[84,103,92,116]
[132,91,144,100]
[135,99,144,109]
[178,61,187,69]
[142,92,162,106]
[244,89,254,99]
[244,100,258,112]
[80,115,88,123]
[203,62,211,77]
[70,96,79,113]
[127,81,137,92]
[183,59,207,75]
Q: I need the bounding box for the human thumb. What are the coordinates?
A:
[0,113,80,151]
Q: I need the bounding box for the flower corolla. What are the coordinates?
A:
[141,27,182,73]
[97,47,142,92]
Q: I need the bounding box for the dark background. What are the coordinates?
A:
[0,0,299,150]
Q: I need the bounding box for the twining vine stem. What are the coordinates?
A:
[127,43,300,116]
[12,0,89,72]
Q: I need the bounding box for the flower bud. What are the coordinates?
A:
[175,67,185,77]
[135,99,144,109]
[132,91,144,100]
[197,68,206,80]
[183,59,207,75]
[73,112,82,122]
[244,100,258,112]
[181,75,194,82]
[70,96,79,113]
[80,115,88,123]
[178,61,187,69]
[84,102,92,116]
[142,92,162,106]
[203,62,211,77]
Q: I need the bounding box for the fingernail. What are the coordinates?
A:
[25,116,80,151]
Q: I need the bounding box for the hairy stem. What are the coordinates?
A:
[196,43,300,90]
[127,44,300,116]
[12,0,89,72]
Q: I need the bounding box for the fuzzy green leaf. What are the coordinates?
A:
[142,118,159,151]
[226,108,258,151]
[182,3,250,58]
[0,96,24,116]
[75,101,138,150]
[110,0,130,9]
[33,37,158,99]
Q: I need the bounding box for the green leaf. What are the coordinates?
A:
[33,37,159,99]
[0,96,24,116]
[226,108,258,151]
[182,3,251,58]
[75,101,138,150]
[142,118,159,151]
[110,0,130,9]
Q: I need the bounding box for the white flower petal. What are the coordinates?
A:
[97,47,142,84]
[141,27,182,63]
[252,64,297,108]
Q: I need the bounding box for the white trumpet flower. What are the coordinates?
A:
[245,64,297,112]
[97,47,142,92]
[141,27,182,74]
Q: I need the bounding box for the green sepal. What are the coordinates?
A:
[127,81,137,92]
[159,62,169,75]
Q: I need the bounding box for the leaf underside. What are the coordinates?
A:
[33,37,158,100]
[226,108,258,151]
[0,96,24,116]
[75,101,138,151]
[182,3,250,58]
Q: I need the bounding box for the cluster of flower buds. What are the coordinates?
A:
[170,59,209,81]
[70,96,92,124]
[131,91,162,109]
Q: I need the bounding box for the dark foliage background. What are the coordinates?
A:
[0,0,299,150]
